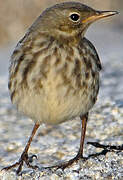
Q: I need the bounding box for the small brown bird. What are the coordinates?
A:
[3,1,118,174]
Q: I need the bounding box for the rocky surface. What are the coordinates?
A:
[0,26,123,179]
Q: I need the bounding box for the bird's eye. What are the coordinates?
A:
[69,13,80,22]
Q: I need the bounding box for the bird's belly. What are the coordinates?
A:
[17,71,99,125]
[12,46,100,125]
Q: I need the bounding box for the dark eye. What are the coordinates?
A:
[69,13,80,22]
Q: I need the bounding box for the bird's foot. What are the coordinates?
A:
[45,151,86,170]
[2,152,39,174]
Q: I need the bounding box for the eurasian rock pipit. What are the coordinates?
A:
[2,1,118,174]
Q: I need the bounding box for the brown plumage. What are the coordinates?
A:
[3,2,118,174]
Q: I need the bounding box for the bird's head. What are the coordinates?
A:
[31,2,118,43]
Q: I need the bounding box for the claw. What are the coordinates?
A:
[2,153,39,174]
[29,154,38,163]
[2,162,20,171]
[45,151,85,170]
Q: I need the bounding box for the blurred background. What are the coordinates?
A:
[0,0,123,46]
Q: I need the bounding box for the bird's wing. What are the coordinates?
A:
[80,37,102,71]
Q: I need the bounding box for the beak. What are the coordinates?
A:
[82,11,119,24]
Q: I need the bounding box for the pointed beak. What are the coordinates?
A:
[82,11,119,24]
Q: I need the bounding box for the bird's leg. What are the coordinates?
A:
[48,113,88,170]
[78,113,88,157]
[2,123,40,174]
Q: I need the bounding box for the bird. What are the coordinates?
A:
[2,1,118,174]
